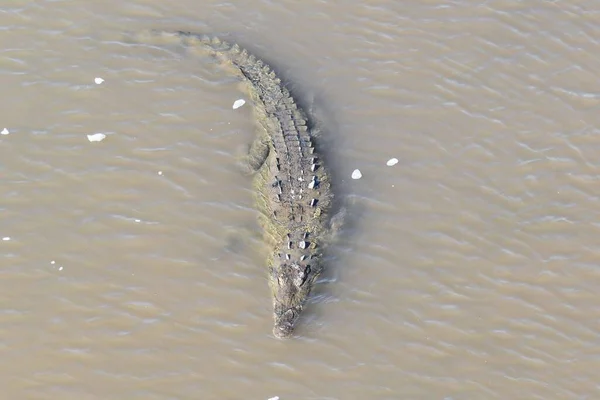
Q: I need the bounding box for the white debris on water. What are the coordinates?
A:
[386,157,399,166]
[135,219,141,223]
[87,133,106,142]
[94,77,104,84]
[232,99,246,109]
[268,397,280,400]
[1,128,9,135]
[2,237,10,241]
[158,171,163,176]
[351,169,362,179]
[50,260,63,271]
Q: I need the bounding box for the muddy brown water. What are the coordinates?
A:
[1,1,599,399]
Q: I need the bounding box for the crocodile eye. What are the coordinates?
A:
[299,265,311,286]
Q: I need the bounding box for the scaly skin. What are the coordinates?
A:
[142,31,334,338]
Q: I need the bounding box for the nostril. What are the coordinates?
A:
[273,325,293,339]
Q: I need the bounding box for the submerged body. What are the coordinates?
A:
[148,31,334,338]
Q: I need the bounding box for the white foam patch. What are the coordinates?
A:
[232,99,246,109]
[351,169,362,179]
[87,133,106,142]
[386,157,399,166]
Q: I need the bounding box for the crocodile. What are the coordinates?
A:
[142,31,337,338]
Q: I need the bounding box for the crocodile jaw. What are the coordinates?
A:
[269,260,317,339]
[273,306,302,339]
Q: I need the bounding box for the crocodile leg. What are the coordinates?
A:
[246,136,271,173]
[329,207,347,236]
[235,135,270,175]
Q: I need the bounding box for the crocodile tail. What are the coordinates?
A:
[172,31,291,108]
[169,32,315,172]
[135,30,309,125]
[133,30,324,205]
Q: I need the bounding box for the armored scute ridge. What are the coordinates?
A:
[152,31,334,338]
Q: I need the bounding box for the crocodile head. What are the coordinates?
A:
[270,259,318,339]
